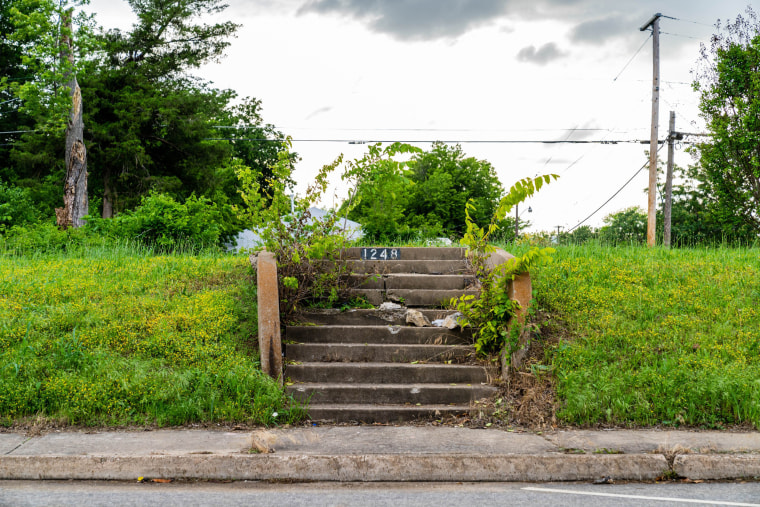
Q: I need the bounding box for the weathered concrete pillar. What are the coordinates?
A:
[253,251,283,384]
[484,248,533,372]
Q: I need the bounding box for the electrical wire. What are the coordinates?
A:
[668,16,716,28]
[613,33,652,82]
[202,137,672,144]
[660,31,703,40]
[567,144,665,232]
[212,125,619,133]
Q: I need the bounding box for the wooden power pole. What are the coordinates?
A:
[641,13,662,247]
[664,111,675,247]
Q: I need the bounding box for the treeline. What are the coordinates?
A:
[2,2,759,250]
[1,0,289,240]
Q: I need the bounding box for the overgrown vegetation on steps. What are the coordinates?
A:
[0,244,304,427]
[531,243,760,429]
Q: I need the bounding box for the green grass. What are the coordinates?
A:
[0,243,302,427]
[530,243,760,428]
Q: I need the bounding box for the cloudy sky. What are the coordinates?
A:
[88,0,753,232]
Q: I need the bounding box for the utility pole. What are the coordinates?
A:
[641,13,662,247]
[664,111,675,248]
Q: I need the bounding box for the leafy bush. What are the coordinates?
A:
[236,142,356,314]
[0,181,41,232]
[87,192,224,251]
[453,175,557,357]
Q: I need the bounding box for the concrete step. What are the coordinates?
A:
[288,382,498,404]
[346,259,470,275]
[305,403,472,423]
[348,273,478,290]
[287,325,473,345]
[349,288,479,306]
[342,247,467,260]
[286,362,491,384]
[286,343,473,363]
[292,308,461,326]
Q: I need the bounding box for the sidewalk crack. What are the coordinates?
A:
[4,437,32,456]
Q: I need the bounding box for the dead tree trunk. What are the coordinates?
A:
[56,9,88,229]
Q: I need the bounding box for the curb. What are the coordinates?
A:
[0,454,668,482]
[675,454,760,480]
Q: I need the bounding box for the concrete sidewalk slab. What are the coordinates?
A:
[252,426,555,455]
[7,430,251,457]
[1,427,758,482]
[544,429,760,454]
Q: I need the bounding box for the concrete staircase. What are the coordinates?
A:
[285,247,498,423]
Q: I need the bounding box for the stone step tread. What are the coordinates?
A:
[349,274,478,290]
[287,361,487,369]
[287,343,473,350]
[345,259,471,275]
[286,362,490,384]
[342,247,467,260]
[286,343,474,363]
[349,288,478,307]
[289,383,496,404]
[306,404,473,423]
[292,308,462,326]
[286,325,472,345]
[288,382,495,388]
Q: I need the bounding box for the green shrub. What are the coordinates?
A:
[0,181,41,232]
[87,192,224,251]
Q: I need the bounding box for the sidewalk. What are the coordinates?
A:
[1,427,759,482]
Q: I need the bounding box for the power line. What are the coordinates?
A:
[203,137,672,144]
[613,33,652,82]
[567,145,665,232]
[660,31,703,40]
[212,125,620,133]
[668,16,716,28]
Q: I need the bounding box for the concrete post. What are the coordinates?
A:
[253,251,283,384]
[484,248,533,373]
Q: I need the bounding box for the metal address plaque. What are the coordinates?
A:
[361,247,400,260]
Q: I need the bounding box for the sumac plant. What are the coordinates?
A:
[453,175,558,357]
[235,140,420,315]
[235,140,352,314]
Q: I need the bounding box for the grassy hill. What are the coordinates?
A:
[532,244,760,429]
[0,245,301,427]
[2,241,758,429]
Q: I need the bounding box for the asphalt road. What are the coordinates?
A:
[1,480,759,507]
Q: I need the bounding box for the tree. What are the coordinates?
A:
[406,143,503,237]
[4,0,97,227]
[0,0,32,180]
[84,0,240,217]
[341,143,421,240]
[346,142,504,241]
[599,207,647,244]
[692,6,760,239]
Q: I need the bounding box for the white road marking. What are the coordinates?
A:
[522,487,760,506]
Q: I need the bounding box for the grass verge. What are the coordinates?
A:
[531,243,760,429]
[0,244,304,427]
